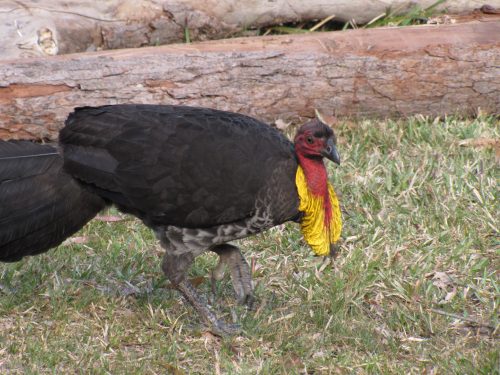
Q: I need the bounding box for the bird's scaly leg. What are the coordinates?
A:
[161,251,240,336]
[210,244,254,308]
[155,228,240,336]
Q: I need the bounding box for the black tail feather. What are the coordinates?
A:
[0,141,106,262]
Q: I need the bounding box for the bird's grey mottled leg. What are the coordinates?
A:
[155,228,240,336]
[210,244,254,308]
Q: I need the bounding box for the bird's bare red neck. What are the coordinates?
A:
[297,154,332,223]
[297,154,327,195]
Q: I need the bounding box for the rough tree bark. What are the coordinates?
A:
[0,21,499,141]
[1,0,498,59]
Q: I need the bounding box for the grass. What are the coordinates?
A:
[259,0,447,35]
[1,115,499,374]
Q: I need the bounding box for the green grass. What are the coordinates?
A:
[1,116,499,374]
[259,0,447,35]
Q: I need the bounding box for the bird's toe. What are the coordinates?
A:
[240,293,256,310]
[209,319,241,336]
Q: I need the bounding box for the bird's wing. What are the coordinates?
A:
[60,105,297,228]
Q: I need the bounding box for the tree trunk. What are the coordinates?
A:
[0,21,499,141]
[1,0,498,59]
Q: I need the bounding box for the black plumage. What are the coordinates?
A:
[0,104,339,334]
[60,105,299,228]
[0,141,106,262]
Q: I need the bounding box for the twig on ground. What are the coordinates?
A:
[428,308,496,331]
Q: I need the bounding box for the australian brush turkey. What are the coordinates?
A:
[0,105,341,335]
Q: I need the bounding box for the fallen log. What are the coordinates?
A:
[0,21,499,141]
[2,0,498,59]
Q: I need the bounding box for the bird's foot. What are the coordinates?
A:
[210,244,254,309]
[159,235,244,336]
[176,278,241,336]
[209,320,241,337]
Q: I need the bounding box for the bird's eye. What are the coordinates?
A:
[306,136,314,144]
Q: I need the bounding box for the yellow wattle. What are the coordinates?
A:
[295,166,342,256]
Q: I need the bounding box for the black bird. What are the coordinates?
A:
[0,105,341,334]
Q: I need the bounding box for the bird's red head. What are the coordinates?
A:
[294,119,340,165]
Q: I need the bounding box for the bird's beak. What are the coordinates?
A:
[322,138,340,165]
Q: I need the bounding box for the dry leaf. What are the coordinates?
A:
[440,287,458,304]
[202,330,219,342]
[275,118,291,130]
[315,109,338,127]
[427,15,456,24]
[95,215,124,222]
[282,353,305,370]
[404,336,428,342]
[459,137,500,163]
[62,236,89,245]
[458,137,499,149]
[318,256,331,273]
[160,362,185,375]
[431,271,454,290]
[166,276,206,289]
[190,276,206,287]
